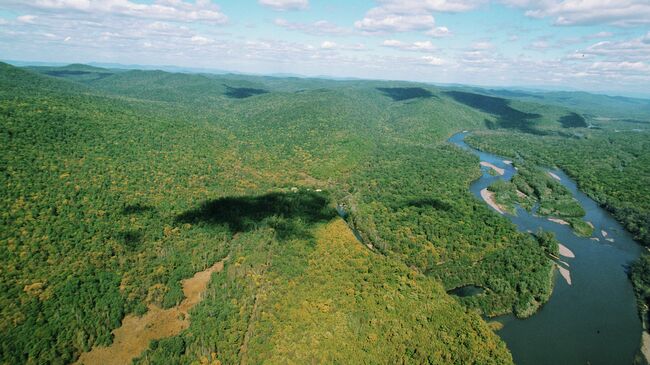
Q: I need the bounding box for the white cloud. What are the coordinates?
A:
[191,35,213,45]
[320,40,337,49]
[421,55,445,65]
[590,61,649,72]
[354,1,467,34]
[382,39,436,52]
[274,18,350,36]
[376,0,485,14]
[578,35,650,62]
[530,40,550,50]
[259,0,308,11]
[8,0,228,24]
[643,32,650,44]
[472,41,493,50]
[501,0,650,27]
[355,7,436,33]
[588,31,613,39]
[17,15,37,23]
[320,40,365,51]
[427,26,451,37]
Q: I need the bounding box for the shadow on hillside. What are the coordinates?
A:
[176,191,336,240]
[444,91,545,134]
[224,85,268,99]
[45,70,114,81]
[487,89,543,99]
[559,112,587,128]
[117,230,143,250]
[122,203,155,214]
[377,87,436,101]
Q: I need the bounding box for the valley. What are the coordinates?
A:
[1,62,649,364]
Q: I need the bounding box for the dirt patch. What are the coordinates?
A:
[480,161,505,176]
[480,188,505,214]
[75,258,227,365]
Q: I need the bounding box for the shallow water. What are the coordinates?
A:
[447,285,485,297]
[449,131,643,365]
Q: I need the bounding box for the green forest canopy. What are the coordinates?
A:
[1,61,648,364]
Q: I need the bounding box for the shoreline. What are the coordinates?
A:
[548,171,561,181]
[642,332,650,363]
[556,263,572,285]
[480,188,505,214]
[558,243,575,258]
[480,161,505,176]
[549,217,570,226]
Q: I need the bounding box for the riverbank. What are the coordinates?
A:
[480,161,505,175]
[558,243,575,258]
[481,188,505,214]
[453,131,643,365]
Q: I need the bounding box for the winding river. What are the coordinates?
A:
[449,131,643,365]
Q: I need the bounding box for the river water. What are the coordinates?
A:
[448,131,643,365]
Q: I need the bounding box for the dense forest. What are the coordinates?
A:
[1,61,648,364]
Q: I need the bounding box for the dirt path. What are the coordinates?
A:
[75,258,227,365]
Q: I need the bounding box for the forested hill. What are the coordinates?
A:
[2,62,638,364]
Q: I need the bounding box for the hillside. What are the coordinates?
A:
[462,87,650,123]
[4,62,637,364]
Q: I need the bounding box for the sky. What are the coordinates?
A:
[1,0,649,97]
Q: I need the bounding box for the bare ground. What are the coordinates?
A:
[480,161,505,176]
[558,243,575,258]
[75,258,227,365]
[480,188,505,214]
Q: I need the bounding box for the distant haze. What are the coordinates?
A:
[1,0,649,98]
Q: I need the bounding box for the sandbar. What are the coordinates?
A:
[481,188,505,214]
[548,217,570,225]
[558,243,575,258]
[480,161,505,176]
[557,264,572,285]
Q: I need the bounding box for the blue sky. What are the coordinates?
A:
[1,0,649,96]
